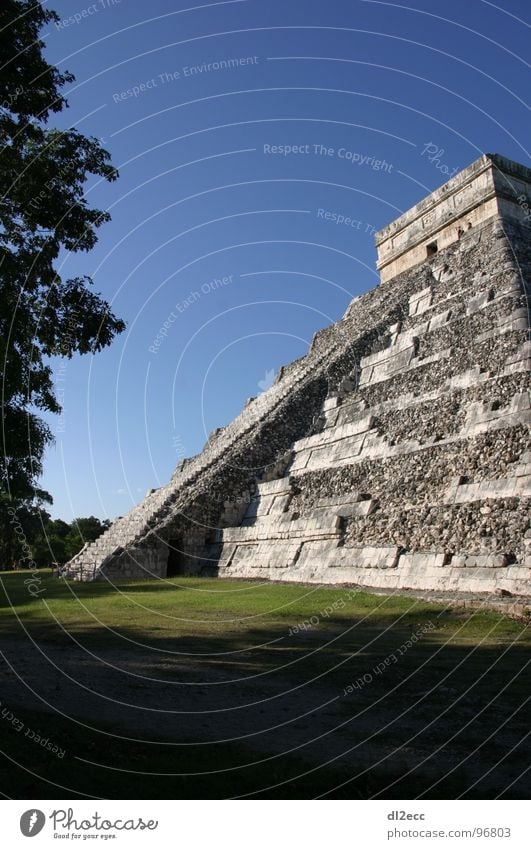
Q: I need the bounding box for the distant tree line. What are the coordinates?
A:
[0,498,110,568]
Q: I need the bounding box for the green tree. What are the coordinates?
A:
[47,518,71,539]
[0,507,111,569]
[0,1,125,506]
[32,531,67,567]
[0,493,50,567]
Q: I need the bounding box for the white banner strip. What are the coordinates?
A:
[1,799,528,848]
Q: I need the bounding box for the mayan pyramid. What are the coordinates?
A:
[64,153,531,596]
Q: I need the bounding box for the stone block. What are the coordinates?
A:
[323,396,341,411]
[450,553,509,568]
[466,289,494,314]
[409,287,433,316]
[428,309,452,331]
[315,492,366,508]
[346,545,401,569]
[256,478,294,497]
[398,551,449,570]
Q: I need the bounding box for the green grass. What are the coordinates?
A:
[0,570,529,799]
[1,569,525,644]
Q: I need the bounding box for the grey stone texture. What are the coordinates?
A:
[63,154,531,596]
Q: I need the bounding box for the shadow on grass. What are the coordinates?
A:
[0,634,529,798]
[0,569,192,609]
[0,571,529,800]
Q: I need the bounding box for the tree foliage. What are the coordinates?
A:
[0,1,125,507]
[0,498,111,568]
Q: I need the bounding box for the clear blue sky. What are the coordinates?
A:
[39,0,531,520]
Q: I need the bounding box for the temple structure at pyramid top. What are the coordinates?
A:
[376,153,531,282]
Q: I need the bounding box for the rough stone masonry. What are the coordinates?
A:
[63,153,531,596]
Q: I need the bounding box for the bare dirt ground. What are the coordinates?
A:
[1,607,529,799]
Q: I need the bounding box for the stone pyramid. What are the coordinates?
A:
[64,153,530,596]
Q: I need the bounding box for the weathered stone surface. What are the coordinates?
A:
[62,154,531,596]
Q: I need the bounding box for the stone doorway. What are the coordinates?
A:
[166,538,185,576]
